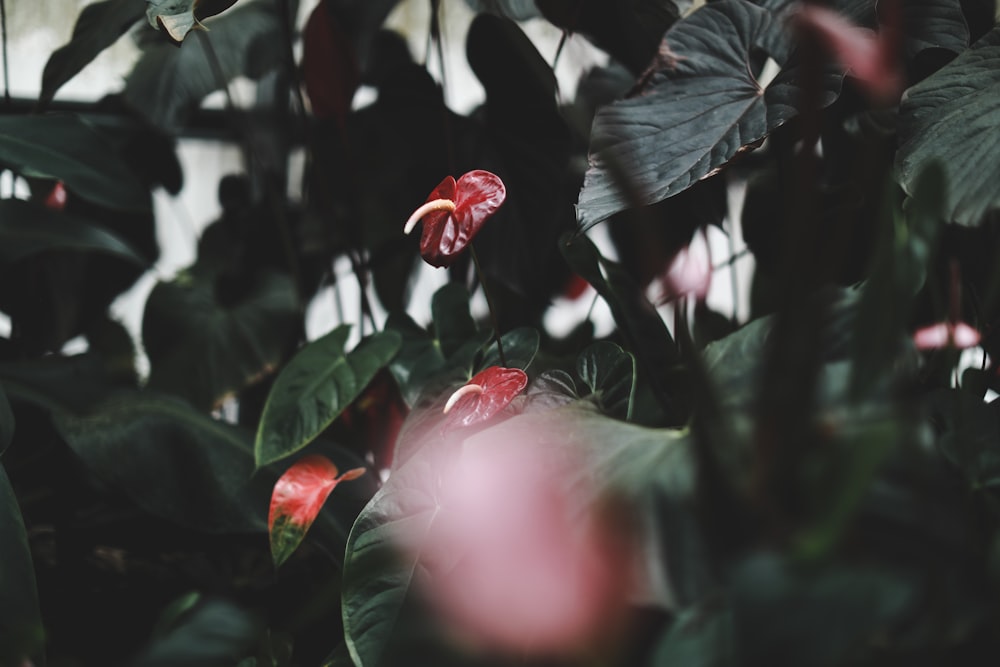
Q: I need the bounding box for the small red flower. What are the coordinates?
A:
[913,321,981,350]
[403,170,506,268]
[443,366,528,429]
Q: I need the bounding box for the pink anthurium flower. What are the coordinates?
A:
[443,366,528,429]
[268,454,365,567]
[403,170,506,268]
[913,321,981,350]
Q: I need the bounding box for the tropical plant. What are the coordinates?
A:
[2,0,1000,665]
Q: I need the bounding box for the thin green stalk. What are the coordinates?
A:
[470,244,506,367]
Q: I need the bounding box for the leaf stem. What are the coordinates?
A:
[469,244,506,367]
[0,0,9,106]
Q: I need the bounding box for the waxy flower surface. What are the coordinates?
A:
[443,366,528,430]
[403,170,506,267]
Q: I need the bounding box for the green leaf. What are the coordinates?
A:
[430,283,478,360]
[385,313,452,407]
[0,462,43,665]
[0,198,149,265]
[132,599,259,667]
[39,0,145,106]
[577,341,637,419]
[560,232,681,415]
[143,270,300,410]
[896,27,1000,225]
[124,0,286,133]
[0,383,13,456]
[476,326,540,371]
[255,328,402,468]
[901,0,969,58]
[576,0,842,227]
[0,114,150,212]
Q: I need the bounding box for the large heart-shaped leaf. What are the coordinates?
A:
[53,392,373,544]
[576,0,843,228]
[0,199,148,265]
[143,270,300,410]
[269,455,366,567]
[896,27,1000,226]
[254,327,402,467]
[131,598,259,667]
[0,115,150,212]
[475,326,540,371]
[0,463,43,664]
[124,0,285,133]
[39,0,145,106]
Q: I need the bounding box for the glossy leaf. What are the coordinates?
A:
[577,341,636,419]
[577,0,843,228]
[255,328,402,467]
[0,462,43,664]
[269,455,366,567]
[124,0,285,133]
[143,270,300,410]
[476,326,540,372]
[411,170,507,267]
[0,114,150,212]
[39,0,145,106]
[0,383,13,456]
[443,366,529,429]
[0,199,148,265]
[896,27,1000,225]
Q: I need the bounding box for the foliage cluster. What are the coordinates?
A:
[3,0,1000,665]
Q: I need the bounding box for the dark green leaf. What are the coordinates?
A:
[476,326,540,371]
[560,232,681,416]
[143,270,300,410]
[648,603,733,666]
[464,0,541,20]
[932,388,1000,489]
[39,0,145,106]
[255,328,402,467]
[0,353,122,414]
[430,283,478,360]
[0,383,13,456]
[0,463,43,665]
[577,0,842,228]
[385,313,451,406]
[0,198,148,265]
[132,599,259,667]
[124,1,286,133]
[0,114,150,212]
[897,27,1000,225]
[577,341,636,419]
[902,0,969,59]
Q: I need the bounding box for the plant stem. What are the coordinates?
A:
[0,0,9,106]
[469,244,506,367]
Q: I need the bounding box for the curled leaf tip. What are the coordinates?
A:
[403,198,457,235]
[444,384,485,413]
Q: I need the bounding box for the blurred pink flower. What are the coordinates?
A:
[912,321,981,350]
[660,236,712,303]
[420,418,631,655]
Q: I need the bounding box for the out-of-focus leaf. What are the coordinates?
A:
[39,0,145,106]
[0,384,13,456]
[0,114,150,212]
[648,603,733,666]
[0,199,148,265]
[0,463,43,665]
[476,326,540,371]
[0,353,122,414]
[145,0,241,43]
[143,270,300,410]
[577,0,843,228]
[896,27,1000,225]
[901,0,969,58]
[465,0,541,19]
[536,0,681,74]
[577,341,636,419]
[268,455,366,567]
[124,0,285,133]
[132,599,259,667]
[560,232,681,417]
[431,283,478,360]
[255,327,401,467]
[931,388,1000,489]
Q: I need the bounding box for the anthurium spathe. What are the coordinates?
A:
[443,366,528,429]
[403,170,506,268]
[268,454,365,567]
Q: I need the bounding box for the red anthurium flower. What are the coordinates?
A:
[44,182,67,211]
[268,454,365,567]
[443,366,528,429]
[403,170,506,268]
